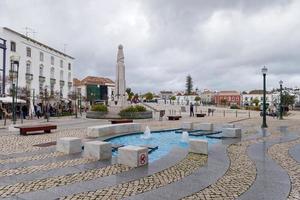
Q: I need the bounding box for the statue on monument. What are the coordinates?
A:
[114,44,127,107]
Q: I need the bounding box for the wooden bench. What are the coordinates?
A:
[15,124,57,135]
[110,119,133,124]
[167,116,182,120]
[196,113,206,118]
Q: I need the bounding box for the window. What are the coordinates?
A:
[68,72,71,82]
[26,47,31,57]
[51,56,54,65]
[60,70,64,80]
[10,41,16,52]
[40,52,44,61]
[39,65,44,76]
[68,63,71,70]
[50,67,55,79]
[39,82,44,94]
[60,60,63,68]
[26,61,31,74]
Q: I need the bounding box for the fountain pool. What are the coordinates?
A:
[106,130,220,162]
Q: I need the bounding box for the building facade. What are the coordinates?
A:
[214,91,241,106]
[0,27,74,101]
[73,76,115,104]
[200,90,216,104]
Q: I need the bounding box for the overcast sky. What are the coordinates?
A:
[1,0,300,93]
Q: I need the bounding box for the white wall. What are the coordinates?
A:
[0,27,74,100]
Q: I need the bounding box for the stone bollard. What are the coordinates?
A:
[57,137,82,154]
[223,124,235,128]
[189,139,208,155]
[118,145,148,167]
[84,141,112,160]
[181,122,193,130]
[193,123,213,131]
[223,128,242,138]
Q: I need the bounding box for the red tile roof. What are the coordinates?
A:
[73,76,114,86]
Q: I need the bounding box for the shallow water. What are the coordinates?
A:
[107,131,220,162]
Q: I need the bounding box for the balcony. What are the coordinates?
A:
[68,81,72,87]
[26,73,33,81]
[50,78,56,84]
[39,76,46,82]
[60,80,65,86]
[9,70,18,79]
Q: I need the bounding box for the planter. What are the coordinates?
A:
[119,111,152,119]
[86,111,108,119]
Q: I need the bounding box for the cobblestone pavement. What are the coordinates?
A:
[60,153,207,200]
[0,128,88,155]
[268,137,300,200]
[0,157,96,177]
[181,139,260,200]
[0,164,131,198]
[0,152,64,164]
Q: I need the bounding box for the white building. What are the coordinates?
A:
[0,27,74,100]
[242,93,274,106]
[200,90,216,104]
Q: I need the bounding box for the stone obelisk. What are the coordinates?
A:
[115,44,126,106]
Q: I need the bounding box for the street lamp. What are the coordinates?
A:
[279,80,283,120]
[10,54,20,124]
[44,85,50,122]
[261,66,268,128]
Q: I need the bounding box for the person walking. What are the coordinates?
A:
[190,103,194,117]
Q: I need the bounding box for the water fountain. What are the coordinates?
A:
[181,131,189,142]
[141,126,152,139]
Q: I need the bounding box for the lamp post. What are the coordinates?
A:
[261,66,268,128]
[10,54,20,124]
[44,85,49,122]
[0,38,6,96]
[74,88,78,118]
[279,80,283,120]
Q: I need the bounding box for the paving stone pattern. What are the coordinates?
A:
[0,164,131,198]
[0,128,88,155]
[268,138,300,200]
[0,157,96,177]
[0,152,64,164]
[182,140,258,200]
[61,153,207,200]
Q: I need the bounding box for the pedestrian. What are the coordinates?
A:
[36,104,41,119]
[190,103,194,117]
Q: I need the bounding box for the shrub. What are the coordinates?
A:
[119,105,147,116]
[91,104,108,112]
[230,104,240,109]
[135,105,147,112]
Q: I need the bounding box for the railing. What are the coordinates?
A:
[60,80,65,86]
[50,78,56,84]
[39,76,45,82]
[26,73,33,81]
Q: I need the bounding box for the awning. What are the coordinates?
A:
[0,96,27,104]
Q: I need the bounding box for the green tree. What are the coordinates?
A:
[251,98,260,106]
[170,96,176,101]
[194,96,201,102]
[281,92,295,106]
[144,92,153,100]
[185,75,193,95]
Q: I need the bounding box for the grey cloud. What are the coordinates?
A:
[0,0,299,93]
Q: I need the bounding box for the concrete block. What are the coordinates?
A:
[223,128,242,138]
[118,145,148,167]
[57,137,82,154]
[181,122,193,130]
[189,139,208,155]
[87,123,142,138]
[84,141,112,160]
[223,124,235,128]
[193,123,213,131]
